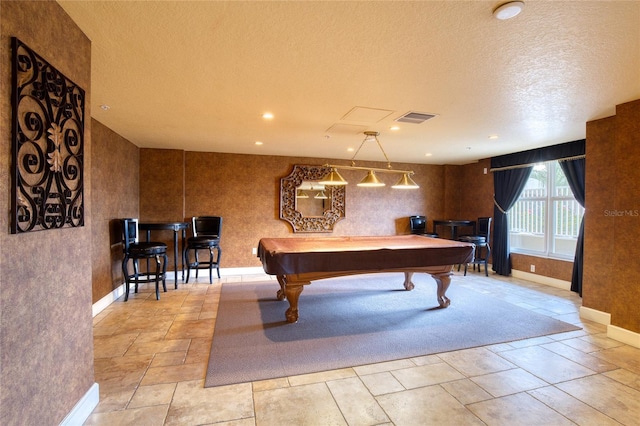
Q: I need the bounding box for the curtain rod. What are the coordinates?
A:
[489,154,585,173]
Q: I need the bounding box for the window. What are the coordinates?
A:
[508,161,584,259]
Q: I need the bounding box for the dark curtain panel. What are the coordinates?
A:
[492,166,533,276]
[559,158,586,296]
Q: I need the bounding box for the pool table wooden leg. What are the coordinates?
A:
[276,275,287,301]
[431,272,452,308]
[403,272,415,290]
[284,284,304,323]
[276,275,305,323]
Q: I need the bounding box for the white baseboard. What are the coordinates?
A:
[579,306,640,349]
[579,306,611,325]
[511,269,571,290]
[219,266,264,276]
[92,283,125,317]
[60,382,99,426]
[608,324,640,348]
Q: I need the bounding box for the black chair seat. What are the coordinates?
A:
[128,242,168,256]
[457,236,486,245]
[186,236,219,248]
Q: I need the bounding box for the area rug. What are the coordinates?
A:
[205,273,580,387]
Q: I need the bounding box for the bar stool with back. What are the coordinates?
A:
[121,218,168,301]
[457,217,492,276]
[184,216,222,284]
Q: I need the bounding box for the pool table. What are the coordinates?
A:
[257,235,474,323]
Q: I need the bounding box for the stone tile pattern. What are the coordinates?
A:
[86,273,640,425]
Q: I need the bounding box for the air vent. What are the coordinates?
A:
[395,111,437,124]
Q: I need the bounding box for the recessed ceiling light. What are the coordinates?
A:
[493,1,524,20]
[424,153,432,157]
[389,126,400,131]
[255,141,263,146]
[488,134,499,139]
[347,147,354,152]
[100,104,110,111]
[262,112,274,120]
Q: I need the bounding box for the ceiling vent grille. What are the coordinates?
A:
[395,111,437,124]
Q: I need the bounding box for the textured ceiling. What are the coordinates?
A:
[57,1,640,165]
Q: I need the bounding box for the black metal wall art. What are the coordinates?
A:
[11,38,85,233]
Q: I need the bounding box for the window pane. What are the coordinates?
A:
[552,198,584,256]
[509,200,546,253]
[527,163,548,197]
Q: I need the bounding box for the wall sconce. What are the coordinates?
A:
[319,131,419,189]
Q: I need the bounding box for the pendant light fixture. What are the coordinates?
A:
[392,173,420,189]
[319,131,419,189]
[358,170,385,187]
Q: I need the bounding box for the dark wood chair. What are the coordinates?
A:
[409,215,438,237]
[457,217,492,276]
[184,216,222,284]
[121,218,168,301]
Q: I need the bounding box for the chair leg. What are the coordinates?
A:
[185,247,192,283]
[154,255,161,300]
[464,263,468,276]
[215,246,221,279]
[194,250,200,279]
[208,247,214,284]
[485,246,491,276]
[133,259,140,294]
[162,253,168,292]
[122,256,131,302]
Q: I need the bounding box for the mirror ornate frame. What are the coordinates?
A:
[280,165,345,233]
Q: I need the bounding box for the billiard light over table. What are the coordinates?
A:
[319,131,419,189]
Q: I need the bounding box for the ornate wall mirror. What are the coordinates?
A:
[280,165,345,232]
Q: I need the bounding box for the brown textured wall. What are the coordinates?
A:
[91,119,139,303]
[442,165,463,223]
[140,148,185,221]
[137,148,185,271]
[441,160,495,261]
[511,254,573,281]
[0,1,95,424]
[584,99,640,333]
[135,151,445,269]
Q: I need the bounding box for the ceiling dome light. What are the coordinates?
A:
[493,1,524,20]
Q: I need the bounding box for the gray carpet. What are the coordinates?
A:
[205,273,581,387]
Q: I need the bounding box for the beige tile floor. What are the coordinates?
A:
[85,271,640,425]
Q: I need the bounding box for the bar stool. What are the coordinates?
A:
[457,217,492,276]
[121,218,168,300]
[184,216,222,284]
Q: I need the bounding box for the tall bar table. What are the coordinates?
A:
[432,219,476,240]
[139,221,190,285]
